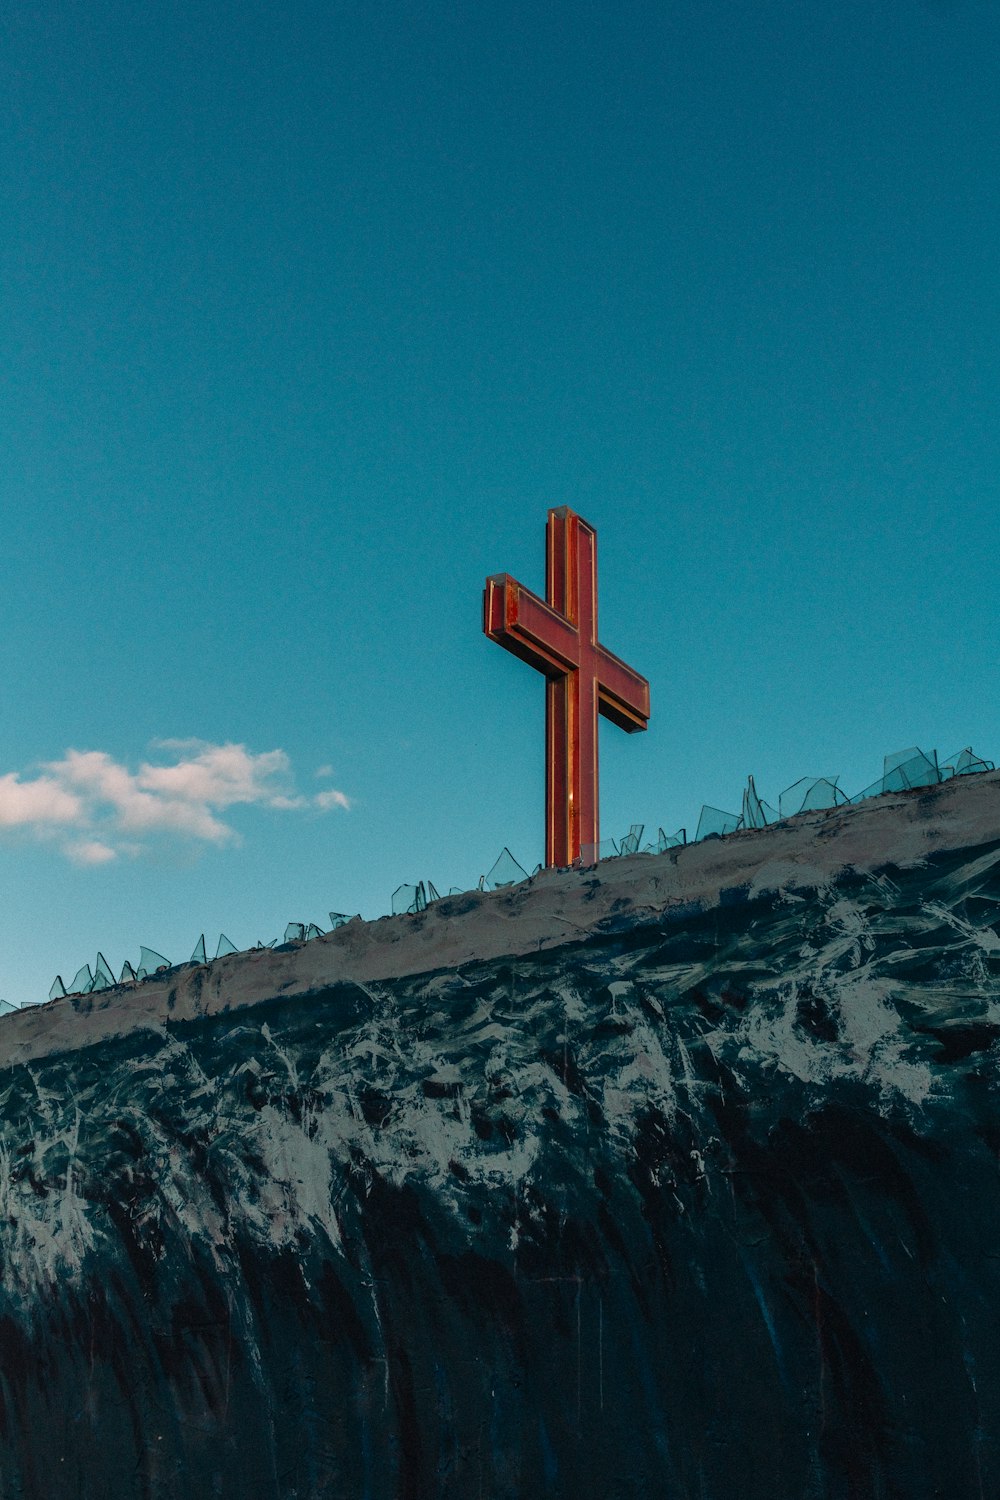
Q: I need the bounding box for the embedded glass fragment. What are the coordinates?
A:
[849,778,884,804]
[49,976,67,1002]
[69,964,94,995]
[485,849,529,889]
[284,922,306,943]
[779,777,847,819]
[579,838,618,866]
[392,884,427,915]
[136,947,169,979]
[741,777,778,830]
[392,885,416,915]
[942,747,995,777]
[214,933,238,958]
[882,747,939,791]
[618,824,644,856]
[328,913,350,929]
[119,961,137,984]
[190,935,208,965]
[426,882,441,903]
[305,922,324,940]
[89,954,114,992]
[0,998,15,1015]
[657,827,685,851]
[694,806,741,841]
[94,953,115,987]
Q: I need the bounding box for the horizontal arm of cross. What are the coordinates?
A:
[596,646,650,734]
[483,573,579,677]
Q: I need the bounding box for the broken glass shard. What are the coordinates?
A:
[392,885,421,915]
[426,882,441,903]
[305,922,324,940]
[694,806,741,841]
[741,777,778,831]
[618,824,644,856]
[0,998,15,1015]
[69,964,94,995]
[580,838,618,866]
[89,955,113,992]
[485,849,529,889]
[190,934,208,965]
[136,947,169,979]
[850,777,885,804]
[328,913,350,929]
[119,960,137,984]
[778,776,847,819]
[393,884,428,913]
[882,747,939,791]
[656,827,686,851]
[215,933,238,958]
[284,922,306,943]
[49,976,67,1002]
[942,746,995,777]
[94,952,115,988]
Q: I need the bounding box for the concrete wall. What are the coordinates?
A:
[2,773,1000,1496]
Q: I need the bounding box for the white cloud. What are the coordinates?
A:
[64,839,117,866]
[0,773,82,828]
[0,741,350,865]
[137,743,291,806]
[315,788,351,810]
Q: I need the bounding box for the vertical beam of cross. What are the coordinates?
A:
[483,507,650,868]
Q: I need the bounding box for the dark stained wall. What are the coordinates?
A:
[2,841,1000,1498]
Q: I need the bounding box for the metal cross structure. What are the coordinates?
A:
[483,506,651,868]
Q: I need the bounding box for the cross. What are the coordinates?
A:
[483,507,650,868]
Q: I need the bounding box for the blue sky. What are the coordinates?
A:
[2,0,999,1005]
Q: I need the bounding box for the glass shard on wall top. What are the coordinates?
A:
[694,806,741,842]
[391,885,422,915]
[69,964,94,995]
[485,849,529,889]
[90,953,114,991]
[136,947,169,979]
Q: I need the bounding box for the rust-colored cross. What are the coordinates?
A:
[483,507,650,868]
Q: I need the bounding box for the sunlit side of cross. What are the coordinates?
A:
[483,507,651,868]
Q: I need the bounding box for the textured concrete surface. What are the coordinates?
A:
[2,771,1000,1497]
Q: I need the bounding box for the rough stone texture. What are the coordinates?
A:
[2,773,1000,1497]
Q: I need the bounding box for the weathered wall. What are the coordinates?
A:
[2,777,1000,1498]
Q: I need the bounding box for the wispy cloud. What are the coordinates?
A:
[0,742,350,864]
[315,788,351,810]
[64,839,118,867]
